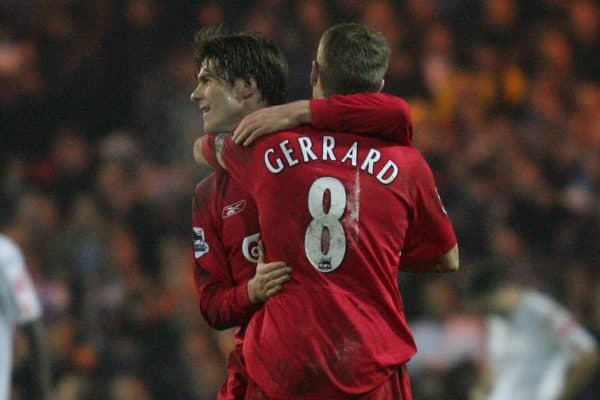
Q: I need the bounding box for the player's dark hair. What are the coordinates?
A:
[318,23,390,96]
[193,26,289,106]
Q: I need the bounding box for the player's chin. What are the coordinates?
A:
[203,117,223,135]
[202,121,214,134]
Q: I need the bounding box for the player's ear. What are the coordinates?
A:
[234,77,258,99]
[377,79,385,93]
[310,60,318,87]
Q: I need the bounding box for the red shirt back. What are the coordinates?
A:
[206,128,457,398]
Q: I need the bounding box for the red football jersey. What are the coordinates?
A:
[192,170,262,399]
[192,93,414,329]
[192,169,262,330]
[202,127,457,398]
[193,170,263,399]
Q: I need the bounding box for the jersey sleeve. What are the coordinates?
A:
[400,154,457,267]
[192,181,260,329]
[0,240,42,324]
[310,93,413,145]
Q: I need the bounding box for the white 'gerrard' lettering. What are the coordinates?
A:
[323,136,336,160]
[376,160,398,185]
[280,140,299,166]
[360,148,381,174]
[298,137,318,162]
[264,148,284,173]
[341,142,358,166]
[263,137,399,185]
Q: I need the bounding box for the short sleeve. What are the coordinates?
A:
[310,93,413,145]
[401,154,457,266]
[0,239,42,324]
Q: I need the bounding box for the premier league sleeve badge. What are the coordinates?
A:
[193,227,210,259]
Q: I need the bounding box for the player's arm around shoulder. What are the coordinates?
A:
[232,101,311,146]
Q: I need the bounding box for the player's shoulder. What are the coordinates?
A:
[388,145,431,173]
[194,172,220,212]
[0,234,25,278]
[522,289,567,317]
[0,234,23,263]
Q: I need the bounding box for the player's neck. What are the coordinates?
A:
[244,95,268,115]
[494,285,523,315]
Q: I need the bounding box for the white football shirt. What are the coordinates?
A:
[487,290,597,400]
[0,234,42,400]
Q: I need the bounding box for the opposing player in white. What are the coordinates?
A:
[0,232,50,400]
[468,266,599,400]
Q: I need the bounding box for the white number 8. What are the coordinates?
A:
[305,177,347,272]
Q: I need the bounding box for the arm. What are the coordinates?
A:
[3,240,50,399]
[21,320,52,400]
[401,153,458,273]
[192,181,257,329]
[545,299,598,400]
[194,134,224,169]
[246,241,292,303]
[232,93,413,146]
[557,347,599,400]
[194,269,259,330]
[192,181,290,329]
[402,244,459,273]
[470,366,493,400]
[195,257,292,329]
[527,293,599,400]
[195,133,228,169]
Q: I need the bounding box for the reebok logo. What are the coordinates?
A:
[222,200,246,218]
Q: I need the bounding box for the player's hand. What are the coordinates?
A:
[233,101,310,146]
[247,241,292,303]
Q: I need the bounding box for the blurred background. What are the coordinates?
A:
[1,0,598,399]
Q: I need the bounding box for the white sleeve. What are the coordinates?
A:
[526,291,597,357]
[0,239,42,324]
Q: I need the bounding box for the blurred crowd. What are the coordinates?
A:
[1,0,599,399]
